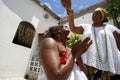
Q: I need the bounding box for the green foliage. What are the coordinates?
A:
[106,0,120,18]
[66,34,81,48]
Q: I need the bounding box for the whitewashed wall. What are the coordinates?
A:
[2,0,59,33]
[0,0,58,78]
[64,12,114,30]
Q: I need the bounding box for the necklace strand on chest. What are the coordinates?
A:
[93,26,108,64]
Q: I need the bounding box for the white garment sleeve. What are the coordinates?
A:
[107,24,120,33]
[67,63,88,80]
[81,24,91,33]
[81,24,91,39]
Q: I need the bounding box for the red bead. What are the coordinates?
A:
[60,57,66,64]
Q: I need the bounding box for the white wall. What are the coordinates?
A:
[2,0,59,33]
[75,13,93,25]
[0,0,28,78]
[64,12,114,29]
[0,0,58,78]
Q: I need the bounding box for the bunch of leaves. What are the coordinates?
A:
[66,33,81,48]
[106,0,120,18]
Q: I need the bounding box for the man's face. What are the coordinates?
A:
[55,26,70,39]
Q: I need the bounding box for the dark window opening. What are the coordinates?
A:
[13,21,35,48]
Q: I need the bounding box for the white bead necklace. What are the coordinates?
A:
[93,26,108,64]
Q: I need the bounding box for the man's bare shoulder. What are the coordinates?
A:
[41,38,56,48]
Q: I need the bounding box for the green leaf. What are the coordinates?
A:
[66,33,81,48]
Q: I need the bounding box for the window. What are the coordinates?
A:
[28,56,41,73]
[24,34,45,78]
[13,21,35,48]
[24,56,40,79]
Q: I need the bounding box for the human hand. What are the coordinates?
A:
[71,37,93,57]
[61,0,71,9]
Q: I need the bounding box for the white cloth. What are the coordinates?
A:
[81,24,120,74]
[37,63,88,80]
[67,63,88,80]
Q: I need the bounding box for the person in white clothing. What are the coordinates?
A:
[37,25,92,80]
[61,0,120,79]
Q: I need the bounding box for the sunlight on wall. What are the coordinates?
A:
[31,16,39,29]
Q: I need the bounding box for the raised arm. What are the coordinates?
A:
[39,38,74,80]
[67,8,84,34]
[61,0,84,34]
